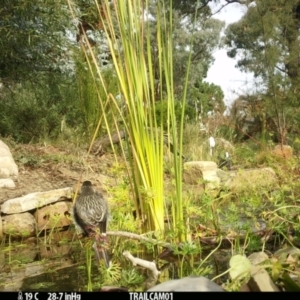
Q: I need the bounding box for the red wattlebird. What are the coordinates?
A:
[73,181,110,268]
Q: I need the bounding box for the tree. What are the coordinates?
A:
[225,0,300,86]
[0,1,84,142]
[0,0,75,84]
[147,0,225,99]
[189,80,225,118]
[224,0,300,144]
[72,0,224,100]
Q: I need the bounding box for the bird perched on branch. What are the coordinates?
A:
[73,180,110,268]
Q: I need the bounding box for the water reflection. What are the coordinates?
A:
[0,231,85,291]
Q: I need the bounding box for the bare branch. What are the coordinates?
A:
[275,65,287,74]
[123,251,160,289]
[107,230,171,247]
[210,0,250,19]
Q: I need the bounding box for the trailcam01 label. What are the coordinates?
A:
[129,292,173,300]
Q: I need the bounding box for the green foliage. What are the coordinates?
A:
[146,2,224,100]
[225,0,300,83]
[98,261,123,286]
[2,137,300,291]
[225,0,300,143]
[280,273,300,292]
[2,0,300,292]
[72,0,224,102]
[121,269,144,287]
[170,15,225,98]
[75,53,119,137]
[0,0,74,83]
[0,53,119,143]
[172,0,212,17]
[188,80,225,117]
[0,75,82,142]
[154,100,196,130]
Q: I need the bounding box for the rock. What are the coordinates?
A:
[39,243,72,259]
[2,212,36,238]
[183,161,220,189]
[224,167,277,193]
[240,283,251,292]
[216,168,235,183]
[248,267,280,291]
[147,276,224,292]
[272,145,293,158]
[10,242,38,263]
[0,140,18,178]
[0,178,15,188]
[34,201,73,231]
[183,162,203,185]
[1,187,73,214]
[246,252,279,292]
[248,252,269,265]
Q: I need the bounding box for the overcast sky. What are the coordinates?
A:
[206,1,254,107]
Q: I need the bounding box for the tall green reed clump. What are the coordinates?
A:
[68,0,195,242]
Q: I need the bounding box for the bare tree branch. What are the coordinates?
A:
[123,251,160,289]
[210,0,250,19]
[107,230,171,247]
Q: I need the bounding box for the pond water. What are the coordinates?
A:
[0,229,220,291]
[0,230,94,291]
[21,264,97,291]
[0,216,271,292]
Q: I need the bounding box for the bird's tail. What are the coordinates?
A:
[93,234,110,268]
